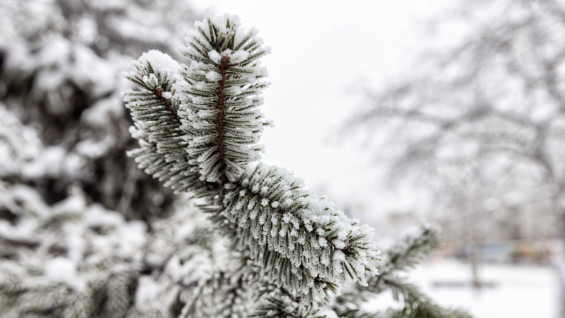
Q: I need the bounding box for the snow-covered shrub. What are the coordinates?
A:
[0,183,226,317]
[0,0,199,220]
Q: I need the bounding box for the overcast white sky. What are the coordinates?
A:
[189,0,450,219]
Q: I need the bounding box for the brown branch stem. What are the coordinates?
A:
[217,54,230,183]
[155,87,181,126]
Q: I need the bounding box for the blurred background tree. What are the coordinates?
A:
[347,0,565,314]
[0,0,199,221]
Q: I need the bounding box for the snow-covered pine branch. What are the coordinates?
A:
[124,14,379,310]
[249,292,329,318]
[179,263,259,317]
[333,227,471,318]
[380,226,441,275]
[205,164,378,301]
[177,15,271,183]
[124,52,209,195]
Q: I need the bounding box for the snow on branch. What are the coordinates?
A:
[205,164,378,301]
[333,227,470,318]
[177,15,271,183]
[124,51,208,195]
[124,14,380,312]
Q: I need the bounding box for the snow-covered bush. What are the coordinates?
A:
[0,0,198,220]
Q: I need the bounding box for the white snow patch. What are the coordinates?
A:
[230,50,249,64]
[137,50,180,80]
[135,276,160,307]
[208,50,221,63]
[45,257,85,291]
